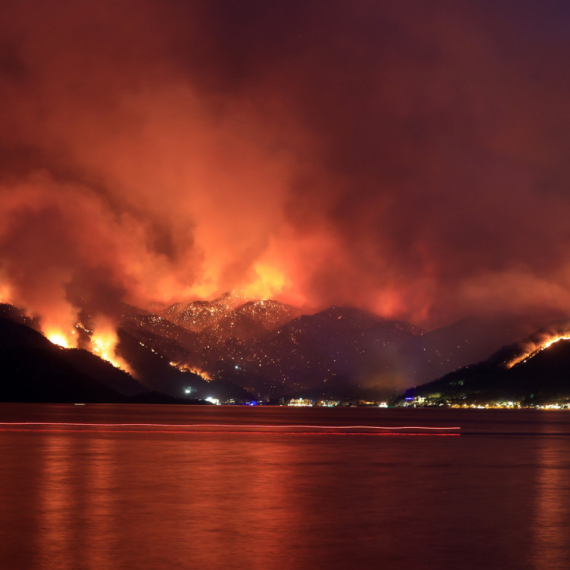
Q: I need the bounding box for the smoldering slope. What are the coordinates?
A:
[1,0,570,352]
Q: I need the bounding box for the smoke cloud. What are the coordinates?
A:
[1,0,570,335]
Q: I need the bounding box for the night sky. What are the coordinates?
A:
[1,0,570,336]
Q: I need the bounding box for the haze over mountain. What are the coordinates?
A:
[119,296,425,398]
[118,294,566,399]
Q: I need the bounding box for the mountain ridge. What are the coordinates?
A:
[396,324,570,405]
[1,296,568,403]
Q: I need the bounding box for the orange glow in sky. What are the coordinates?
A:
[243,263,286,300]
[2,0,570,353]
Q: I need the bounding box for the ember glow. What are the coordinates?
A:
[506,334,570,369]
[1,0,570,351]
[169,362,212,382]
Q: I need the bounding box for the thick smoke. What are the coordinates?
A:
[1,0,570,337]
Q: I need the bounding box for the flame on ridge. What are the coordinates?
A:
[169,361,212,382]
[506,333,570,369]
[243,263,286,301]
[47,332,71,348]
[46,318,133,375]
[45,326,77,349]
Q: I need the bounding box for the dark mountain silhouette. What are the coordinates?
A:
[397,326,570,405]
[0,345,125,403]
[116,327,253,401]
[2,295,567,403]
[0,314,251,403]
[0,318,128,402]
[62,348,145,397]
[384,312,565,387]
[0,316,146,397]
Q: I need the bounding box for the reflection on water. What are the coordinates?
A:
[36,435,117,569]
[38,435,72,568]
[1,405,570,570]
[83,437,115,569]
[533,422,570,570]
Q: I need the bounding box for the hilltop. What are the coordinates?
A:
[396,324,570,406]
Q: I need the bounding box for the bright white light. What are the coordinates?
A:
[184,388,192,394]
[205,397,220,405]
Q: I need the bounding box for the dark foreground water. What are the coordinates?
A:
[1,405,570,570]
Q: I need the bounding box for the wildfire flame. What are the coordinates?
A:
[47,332,71,348]
[45,327,77,349]
[169,361,212,381]
[90,318,133,374]
[243,263,286,300]
[41,304,80,349]
[0,282,11,305]
[506,332,570,369]
[46,318,133,375]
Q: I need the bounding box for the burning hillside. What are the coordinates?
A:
[505,325,570,369]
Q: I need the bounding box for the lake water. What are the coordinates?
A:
[1,404,570,570]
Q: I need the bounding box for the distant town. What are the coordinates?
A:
[202,396,570,410]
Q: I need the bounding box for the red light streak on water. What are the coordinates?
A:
[0,428,460,436]
[0,422,461,430]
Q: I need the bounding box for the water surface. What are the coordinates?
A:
[1,404,569,570]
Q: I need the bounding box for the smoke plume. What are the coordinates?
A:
[1,0,570,341]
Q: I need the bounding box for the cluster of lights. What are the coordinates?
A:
[182,388,220,405]
[288,398,313,407]
[403,398,570,410]
[287,399,389,408]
